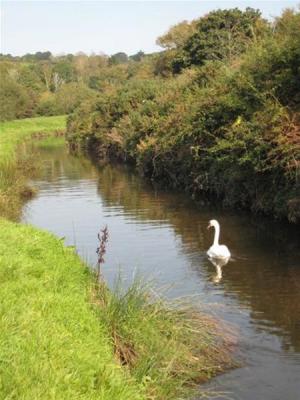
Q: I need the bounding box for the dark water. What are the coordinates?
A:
[22,146,300,400]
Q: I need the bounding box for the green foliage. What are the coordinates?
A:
[53,60,75,82]
[18,64,45,92]
[173,8,269,72]
[0,76,36,121]
[129,51,145,62]
[110,52,129,65]
[55,82,97,114]
[0,53,109,120]
[156,19,197,50]
[66,7,300,222]
[36,92,60,116]
[240,8,300,108]
[1,6,298,221]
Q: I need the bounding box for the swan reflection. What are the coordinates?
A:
[208,256,230,283]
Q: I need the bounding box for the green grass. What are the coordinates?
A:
[0,219,144,400]
[0,116,66,219]
[0,115,66,170]
[34,135,66,149]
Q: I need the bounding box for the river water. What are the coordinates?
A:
[22,145,300,400]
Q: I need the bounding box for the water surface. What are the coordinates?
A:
[22,146,300,400]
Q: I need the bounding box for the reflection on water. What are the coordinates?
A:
[208,256,230,283]
[22,146,300,400]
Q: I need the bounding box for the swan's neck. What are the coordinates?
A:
[213,224,220,246]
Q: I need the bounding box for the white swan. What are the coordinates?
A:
[207,219,231,259]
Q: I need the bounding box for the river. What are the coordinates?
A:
[22,144,300,400]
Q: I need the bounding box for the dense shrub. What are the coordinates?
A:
[0,77,36,121]
[66,8,300,222]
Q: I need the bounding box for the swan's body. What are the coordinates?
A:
[207,219,231,259]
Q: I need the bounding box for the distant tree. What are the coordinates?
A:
[0,53,15,60]
[129,51,145,62]
[18,65,44,92]
[38,62,53,91]
[35,51,52,61]
[55,82,96,113]
[36,92,59,116]
[109,52,128,65]
[73,54,90,82]
[0,77,34,120]
[53,60,74,83]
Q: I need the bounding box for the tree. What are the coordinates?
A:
[156,20,197,49]
[34,51,52,61]
[129,51,145,62]
[18,65,44,92]
[55,82,96,114]
[0,77,34,120]
[53,60,74,83]
[173,8,269,71]
[109,52,128,65]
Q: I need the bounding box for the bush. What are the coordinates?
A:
[0,77,35,121]
[65,7,300,222]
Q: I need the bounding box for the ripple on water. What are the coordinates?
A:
[23,148,300,400]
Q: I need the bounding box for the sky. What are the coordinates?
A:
[1,0,299,56]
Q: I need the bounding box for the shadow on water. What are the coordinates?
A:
[22,146,300,400]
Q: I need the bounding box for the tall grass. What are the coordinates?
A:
[93,277,234,399]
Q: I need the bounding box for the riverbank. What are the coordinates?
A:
[0,116,233,399]
[0,116,66,219]
[0,218,144,399]
[66,9,300,223]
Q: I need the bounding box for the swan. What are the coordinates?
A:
[207,219,231,259]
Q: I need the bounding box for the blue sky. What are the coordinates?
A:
[1,1,299,56]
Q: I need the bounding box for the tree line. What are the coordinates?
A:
[0,50,146,121]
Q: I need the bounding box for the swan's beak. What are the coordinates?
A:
[207,223,211,230]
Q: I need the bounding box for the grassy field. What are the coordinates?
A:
[0,116,233,399]
[0,116,66,219]
[0,115,66,169]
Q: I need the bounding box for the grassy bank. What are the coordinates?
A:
[0,219,143,399]
[0,116,66,219]
[0,116,233,399]
[0,219,232,399]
